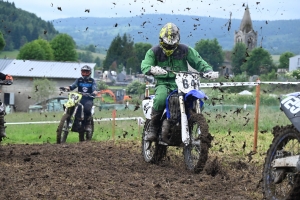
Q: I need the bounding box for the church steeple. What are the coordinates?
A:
[239,5,254,33]
[234,5,257,50]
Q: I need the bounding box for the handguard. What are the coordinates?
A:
[149,66,168,76]
[202,71,219,80]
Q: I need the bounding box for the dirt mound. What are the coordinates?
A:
[0,141,263,199]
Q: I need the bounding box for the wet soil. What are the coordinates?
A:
[0,141,263,200]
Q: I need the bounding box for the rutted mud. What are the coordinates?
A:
[0,141,263,199]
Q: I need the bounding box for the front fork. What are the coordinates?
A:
[179,95,201,146]
[178,92,189,146]
[64,104,84,130]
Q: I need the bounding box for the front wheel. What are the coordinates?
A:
[142,119,167,164]
[56,113,70,144]
[184,112,212,173]
[262,125,300,199]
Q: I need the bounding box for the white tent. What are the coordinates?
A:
[239,90,252,95]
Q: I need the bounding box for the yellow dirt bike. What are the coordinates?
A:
[56,87,95,143]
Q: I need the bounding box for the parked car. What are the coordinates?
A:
[28,97,68,112]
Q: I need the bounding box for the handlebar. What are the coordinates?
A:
[59,87,69,92]
[165,69,214,79]
[59,87,95,98]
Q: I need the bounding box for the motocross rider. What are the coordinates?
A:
[0,72,13,138]
[141,22,219,143]
[63,65,97,131]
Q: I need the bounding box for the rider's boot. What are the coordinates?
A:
[0,112,6,137]
[85,116,92,132]
[145,108,162,141]
[161,119,171,144]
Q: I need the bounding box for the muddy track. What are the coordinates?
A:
[0,141,263,199]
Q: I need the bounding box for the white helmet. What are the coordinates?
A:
[81,65,91,80]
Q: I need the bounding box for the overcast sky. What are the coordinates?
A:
[8,0,300,21]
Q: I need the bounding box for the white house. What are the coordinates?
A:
[0,59,96,112]
[289,55,300,71]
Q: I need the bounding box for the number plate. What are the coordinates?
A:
[175,72,200,93]
[281,96,300,114]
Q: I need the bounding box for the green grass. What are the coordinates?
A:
[76,49,106,60]
[4,108,144,144]
[0,50,19,59]
[271,54,280,65]
[2,105,290,165]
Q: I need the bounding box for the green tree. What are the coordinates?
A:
[0,31,5,51]
[133,42,152,73]
[31,78,56,108]
[103,34,122,70]
[103,34,135,72]
[17,40,45,60]
[194,38,224,71]
[78,51,93,62]
[126,80,146,95]
[50,34,78,61]
[278,52,295,69]
[94,57,101,68]
[260,69,278,81]
[85,44,96,53]
[97,80,108,90]
[231,43,247,75]
[241,48,274,76]
[291,70,300,80]
[36,39,54,60]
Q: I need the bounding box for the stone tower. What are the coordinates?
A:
[234,5,257,50]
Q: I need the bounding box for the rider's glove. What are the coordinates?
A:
[148,66,168,76]
[5,75,13,81]
[203,71,219,80]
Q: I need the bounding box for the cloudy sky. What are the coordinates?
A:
[8,0,300,21]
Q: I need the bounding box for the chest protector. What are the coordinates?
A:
[151,43,189,63]
[77,77,94,93]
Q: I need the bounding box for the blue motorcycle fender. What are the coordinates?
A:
[184,89,208,100]
[184,89,208,108]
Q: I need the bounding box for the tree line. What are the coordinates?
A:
[0,1,58,50]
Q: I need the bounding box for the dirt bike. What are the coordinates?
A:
[141,69,217,173]
[56,87,95,144]
[262,92,300,199]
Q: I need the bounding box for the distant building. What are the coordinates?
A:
[234,5,257,51]
[102,71,117,83]
[289,55,300,71]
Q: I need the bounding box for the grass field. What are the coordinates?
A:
[0,50,19,59]
[76,49,106,60]
[2,105,290,165]
[271,54,280,65]
[4,108,144,144]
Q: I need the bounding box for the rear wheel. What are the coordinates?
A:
[56,114,70,144]
[142,119,167,163]
[184,112,212,173]
[262,125,300,199]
